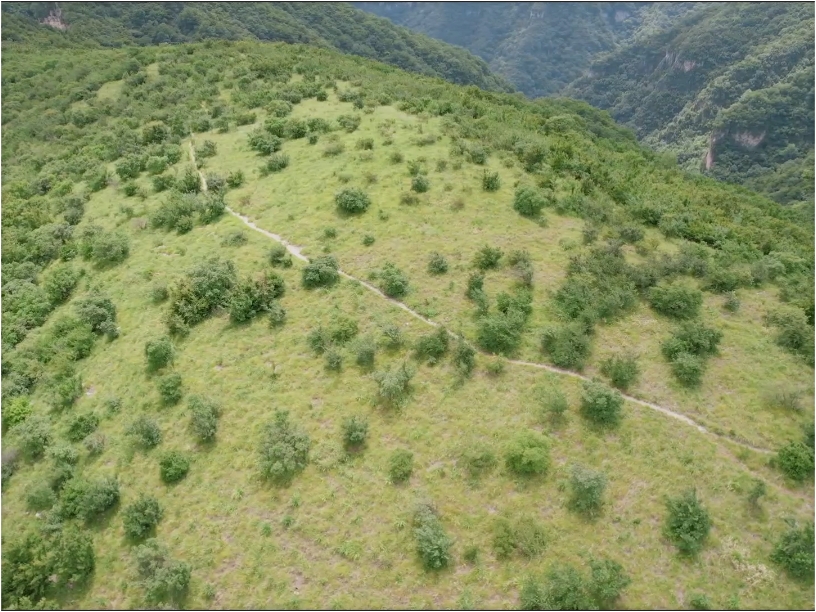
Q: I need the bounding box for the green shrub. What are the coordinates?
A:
[3,396,32,430]
[389,151,404,164]
[765,307,815,365]
[689,593,712,610]
[323,142,345,157]
[427,252,448,275]
[284,119,307,139]
[381,323,404,349]
[226,170,245,188]
[159,451,190,484]
[14,415,52,459]
[379,262,409,298]
[307,134,319,145]
[66,412,99,442]
[157,373,183,406]
[723,292,741,312]
[248,130,283,155]
[166,258,236,330]
[473,245,503,270]
[307,327,332,354]
[568,465,607,517]
[664,489,710,555]
[541,323,591,370]
[670,353,706,387]
[477,311,525,355]
[342,415,369,449]
[356,137,374,150]
[599,353,639,391]
[302,255,340,289]
[413,504,452,570]
[513,186,546,217]
[661,322,722,360]
[411,175,430,193]
[122,494,164,539]
[648,282,703,319]
[132,538,191,605]
[493,515,547,559]
[265,153,290,173]
[42,264,81,305]
[26,481,57,510]
[588,558,631,608]
[259,410,311,484]
[150,282,169,304]
[460,444,497,480]
[771,522,814,581]
[337,114,361,132]
[334,187,371,214]
[84,432,106,456]
[374,362,416,408]
[62,476,120,521]
[188,396,220,443]
[229,271,286,324]
[48,443,79,466]
[127,416,162,449]
[221,230,248,247]
[324,349,343,371]
[389,449,414,483]
[482,170,500,192]
[268,244,293,268]
[705,266,743,293]
[505,431,550,477]
[145,336,174,372]
[414,327,450,364]
[776,441,814,482]
[536,386,569,422]
[580,380,623,428]
[152,173,175,193]
[197,140,217,158]
[523,565,594,610]
[53,525,95,587]
[354,336,377,368]
[322,226,337,239]
[453,337,476,377]
[362,234,375,246]
[618,225,644,244]
[122,181,138,197]
[329,315,359,343]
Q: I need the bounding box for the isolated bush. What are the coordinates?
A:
[389,449,414,484]
[477,311,525,355]
[329,315,358,344]
[14,415,52,459]
[460,444,497,480]
[723,292,740,312]
[664,489,710,555]
[335,187,371,214]
[307,327,331,355]
[342,415,369,449]
[324,349,343,371]
[505,431,550,477]
[473,245,503,270]
[229,271,286,324]
[145,336,174,372]
[414,504,453,570]
[188,396,220,443]
[427,252,448,275]
[670,353,706,387]
[63,476,120,521]
[600,353,639,391]
[84,432,106,456]
[323,142,345,157]
[776,441,814,482]
[302,255,340,288]
[494,515,547,560]
[158,451,189,484]
[197,140,217,158]
[226,170,245,188]
[482,170,501,192]
[689,593,712,610]
[123,494,164,539]
[648,282,703,319]
[374,362,416,408]
[265,153,290,173]
[381,323,404,349]
[259,410,311,484]
[268,244,293,268]
[765,307,815,365]
[411,175,430,193]
[513,186,546,217]
[580,380,623,428]
[541,323,591,370]
[362,234,375,246]
[356,137,374,150]
[453,338,476,377]
[569,465,607,517]
[414,327,449,364]
[354,336,377,368]
[618,225,644,244]
[337,114,361,133]
[661,322,722,360]
[389,151,404,164]
[588,558,632,608]
[127,416,162,449]
[771,522,814,581]
[379,262,410,298]
[151,283,169,303]
[157,373,183,406]
[522,565,592,610]
[132,538,191,606]
[167,258,236,329]
[67,412,99,442]
[248,130,282,155]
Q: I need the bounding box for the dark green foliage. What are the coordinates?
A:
[60,476,120,521]
[388,449,414,483]
[42,264,81,305]
[269,244,294,268]
[362,234,375,246]
[122,182,138,197]
[588,558,631,608]
[356,137,374,150]
[505,430,550,477]
[14,415,52,459]
[74,291,118,338]
[648,282,703,320]
[221,230,248,247]
[513,186,547,217]
[353,336,377,368]
[599,353,639,391]
[413,504,453,571]
[414,327,449,364]
[151,283,169,304]
[307,327,332,354]
[329,315,358,344]
[167,258,236,331]
[378,262,410,298]
[482,170,500,192]
[66,412,99,442]
[493,515,547,559]
[123,494,164,540]
[453,337,476,377]
[1,531,53,607]
[197,140,217,158]
[664,490,711,556]
[145,336,174,372]
[302,255,340,289]
[229,271,286,324]
[568,464,607,518]
[459,444,497,480]
[723,292,741,312]
[579,380,623,428]
[661,322,723,360]
[427,252,448,275]
[152,174,176,193]
[670,353,706,387]
[776,441,814,483]
[259,410,311,484]
[473,245,502,270]
[765,307,815,366]
[3,396,32,429]
[159,451,190,484]
[337,114,362,132]
[522,565,593,611]
[335,187,371,214]
[537,386,569,422]
[248,129,283,155]
[411,175,430,193]
[226,170,245,188]
[265,153,290,173]
[127,416,162,449]
[341,415,369,449]
[324,349,343,371]
[541,323,592,370]
[132,538,191,606]
[477,310,525,355]
[157,372,183,406]
[689,593,712,610]
[84,432,106,456]
[26,481,57,511]
[53,525,95,587]
[188,396,220,443]
[374,360,416,408]
[771,522,814,581]
[381,323,405,349]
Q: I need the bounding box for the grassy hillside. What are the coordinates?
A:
[2,40,814,610]
[0,2,512,93]
[564,2,815,206]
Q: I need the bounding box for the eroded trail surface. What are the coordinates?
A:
[187,142,775,457]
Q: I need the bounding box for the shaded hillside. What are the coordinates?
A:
[0,2,512,92]
[563,2,815,205]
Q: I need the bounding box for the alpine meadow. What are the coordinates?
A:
[1,13,814,612]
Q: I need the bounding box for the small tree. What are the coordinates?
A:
[473,245,503,270]
[579,380,623,428]
[648,282,703,320]
[259,410,311,484]
[427,252,448,275]
[379,262,409,298]
[342,415,369,450]
[505,431,550,477]
[335,188,371,214]
[568,464,607,518]
[159,451,190,484]
[664,489,711,555]
[145,336,174,372]
[67,413,99,442]
[389,449,414,483]
[770,521,814,581]
[411,175,430,193]
[513,186,546,217]
[776,440,814,482]
[482,170,501,192]
[588,558,631,608]
[188,396,220,443]
[599,353,639,391]
[414,327,450,364]
[374,362,416,408]
[14,415,52,459]
[127,417,162,449]
[413,504,452,570]
[157,373,183,406]
[453,337,476,377]
[302,255,340,288]
[122,494,164,539]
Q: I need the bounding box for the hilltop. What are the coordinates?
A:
[1,38,814,610]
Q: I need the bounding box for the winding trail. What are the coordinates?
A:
[188,141,774,456]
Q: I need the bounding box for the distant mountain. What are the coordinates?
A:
[0,2,513,92]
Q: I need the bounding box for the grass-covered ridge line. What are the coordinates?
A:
[2,39,813,610]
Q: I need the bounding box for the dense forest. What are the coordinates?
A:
[0,2,512,92]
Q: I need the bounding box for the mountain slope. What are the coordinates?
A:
[0,2,512,92]
[1,37,813,611]
[564,2,815,206]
